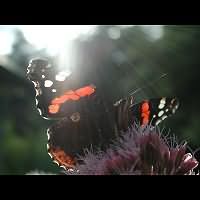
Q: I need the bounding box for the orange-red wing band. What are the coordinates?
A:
[141,101,150,125]
[48,104,60,114]
[75,85,96,97]
[49,146,76,169]
[48,85,96,114]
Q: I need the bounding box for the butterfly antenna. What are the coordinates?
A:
[128,73,168,97]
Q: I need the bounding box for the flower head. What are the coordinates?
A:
[64,125,198,175]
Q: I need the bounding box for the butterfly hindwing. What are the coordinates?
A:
[46,105,117,170]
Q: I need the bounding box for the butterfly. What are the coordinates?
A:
[27,58,179,170]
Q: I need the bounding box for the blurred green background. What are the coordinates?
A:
[0,25,199,174]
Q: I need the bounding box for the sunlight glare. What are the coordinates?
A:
[0,30,14,55]
[16,25,97,56]
[14,25,97,72]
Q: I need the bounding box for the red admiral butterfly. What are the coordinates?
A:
[27,58,179,170]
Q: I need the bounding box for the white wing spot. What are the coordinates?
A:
[155,119,162,126]
[160,98,166,104]
[162,115,168,121]
[42,75,45,78]
[153,114,156,118]
[44,80,53,87]
[158,110,164,117]
[158,98,166,109]
[55,70,71,81]
[52,89,57,93]
[165,108,169,112]
[158,103,165,109]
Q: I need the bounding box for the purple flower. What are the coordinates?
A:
[64,125,199,175]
